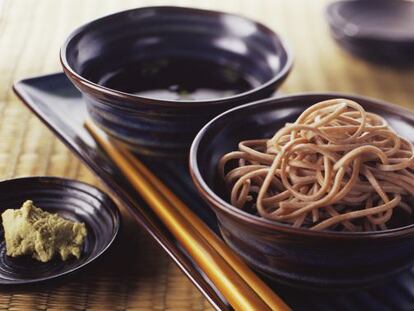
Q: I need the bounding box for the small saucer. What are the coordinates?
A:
[0,176,120,284]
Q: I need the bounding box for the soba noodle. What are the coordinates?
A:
[219,99,414,232]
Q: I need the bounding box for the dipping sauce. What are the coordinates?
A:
[98,58,260,100]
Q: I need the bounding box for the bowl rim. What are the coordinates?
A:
[60,6,293,108]
[189,92,414,239]
[0,176,120,284]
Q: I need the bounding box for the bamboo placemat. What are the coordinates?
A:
[1,0,414,310]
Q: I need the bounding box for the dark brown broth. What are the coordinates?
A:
[98,58,259,100]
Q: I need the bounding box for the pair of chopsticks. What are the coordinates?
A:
[85,120,291,311]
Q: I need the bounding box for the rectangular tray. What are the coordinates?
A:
[14,73,414,311]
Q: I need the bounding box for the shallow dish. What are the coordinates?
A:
[0,176,120,284]
[60,6,292,157]
[190,93,414,289]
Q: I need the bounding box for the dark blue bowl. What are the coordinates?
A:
[326,0,414,65]
[190,93,414,290]
[60,6,292,157]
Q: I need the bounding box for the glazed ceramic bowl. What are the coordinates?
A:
[0,177,120,284]
[326,0,414,65]
[60,6,292,157]
[190,93,414,290]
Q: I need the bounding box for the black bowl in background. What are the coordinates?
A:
[0,177,120,284]
[190,93,414,290]
[60,6,292,157]
[326,0,414,65]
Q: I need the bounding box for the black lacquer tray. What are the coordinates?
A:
[14,73,414,311]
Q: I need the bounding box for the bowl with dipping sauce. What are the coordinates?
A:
[60,6,292,157]
[190,93,414,290]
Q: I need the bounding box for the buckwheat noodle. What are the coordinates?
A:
[219,99,414,231]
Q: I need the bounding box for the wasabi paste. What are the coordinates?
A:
[1,200,87,262]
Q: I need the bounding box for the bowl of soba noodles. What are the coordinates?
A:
[189,93,414,289]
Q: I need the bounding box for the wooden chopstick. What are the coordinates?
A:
[119,139,291,311]
[86,120,291,311]
[85,121,269,310]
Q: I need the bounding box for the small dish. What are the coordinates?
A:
[326,0,414,65]
[0,176,120,284]
[190,93,414,289]
[60,6,292,157]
